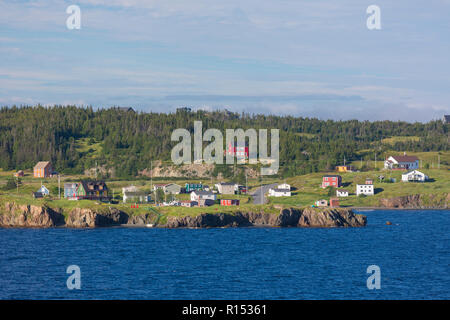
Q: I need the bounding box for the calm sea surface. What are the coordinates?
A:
[0,210,449,299]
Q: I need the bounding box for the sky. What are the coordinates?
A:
[0,0,449,121]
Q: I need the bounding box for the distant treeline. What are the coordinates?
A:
[0,105,447,178]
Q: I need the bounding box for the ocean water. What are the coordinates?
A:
[0,210,449,300]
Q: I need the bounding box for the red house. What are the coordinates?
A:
[226,142,249,159]
[322,175,342,188]
[220,199,240,206]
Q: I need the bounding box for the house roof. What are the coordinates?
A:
[154,184,168,188]
[402,170,424,175]
[34,161,51,169]
[323,175,341,178]
[192,190,214,196]
[391,155,419,162]
[271,188,290,192]
[217,182,236,186]
[81,180,108,192]
[164,183,181,188]
[123,191,147,196]
[64,183,78,188]
[337,189,348,193]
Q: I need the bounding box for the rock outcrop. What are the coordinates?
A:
[380,193,449,209]
[297,207,367,227]
[1,202,367,228]
[0,202,65,227]
[66,207,128,228]
[163,208,366,228]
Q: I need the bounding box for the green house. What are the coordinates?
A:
[185,183,203,192]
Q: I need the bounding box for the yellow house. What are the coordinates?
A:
[33,161,52,178]
[336,165,355,172]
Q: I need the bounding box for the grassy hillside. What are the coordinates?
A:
[267,169,449,207]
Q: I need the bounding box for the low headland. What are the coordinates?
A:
[0,202,367,228]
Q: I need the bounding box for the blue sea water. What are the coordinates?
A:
[0,209,449,300]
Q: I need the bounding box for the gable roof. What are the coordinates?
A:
[217,182,236,186]
[192,190,214,196]
[402,170,425,176]
[80,180,108,192]
[391,155,419,162]
[34,161,51,169]
[271,188,290,192]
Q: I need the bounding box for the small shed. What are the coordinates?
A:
[14,170,24,177]
[336,189,349,197]
[330,198,340,208]
[220,199,240,206]
[315,199,328,207]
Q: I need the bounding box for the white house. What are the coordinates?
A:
[123,191,150,203]
[163,183,182,194]
[122,185,139,194]
[277,183,291,190]
[268,188,291,197]
[190,190,217,201]
[37,185,50,196]
[215,182,236,194]
[384,154,419,170]
[336,189,349,197]
[402,170,428,182]
[356,184,374,196]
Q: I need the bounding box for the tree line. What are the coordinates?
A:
[0,105,447,178]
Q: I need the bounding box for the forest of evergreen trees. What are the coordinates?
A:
[0,105,448,178]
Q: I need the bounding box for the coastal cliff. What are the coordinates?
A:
[164,208,366,228]
[0,202,366,228]
[65,207,129,228]
[0,203,65,227]
[380,193,449,209]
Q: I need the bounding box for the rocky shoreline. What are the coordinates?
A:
[379,193,449,209]
[0,202,367,228]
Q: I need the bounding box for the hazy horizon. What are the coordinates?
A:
[1,0,449,121]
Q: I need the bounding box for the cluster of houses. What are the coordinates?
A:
[120,181,248,207]
[312,153,431,208]
[64,181,110,201]
[24,154,432,209]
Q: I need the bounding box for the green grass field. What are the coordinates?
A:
[267,168,450,208]
[380,136,421,145]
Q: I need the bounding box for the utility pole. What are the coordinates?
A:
[375,153,377,169]
[95,161,98,180]
[438,154,440,169]
[245,171,248,196]
[344,155,346,166]
[58,174,61,199]
[150,160,153,192]
[16,176,18,194]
